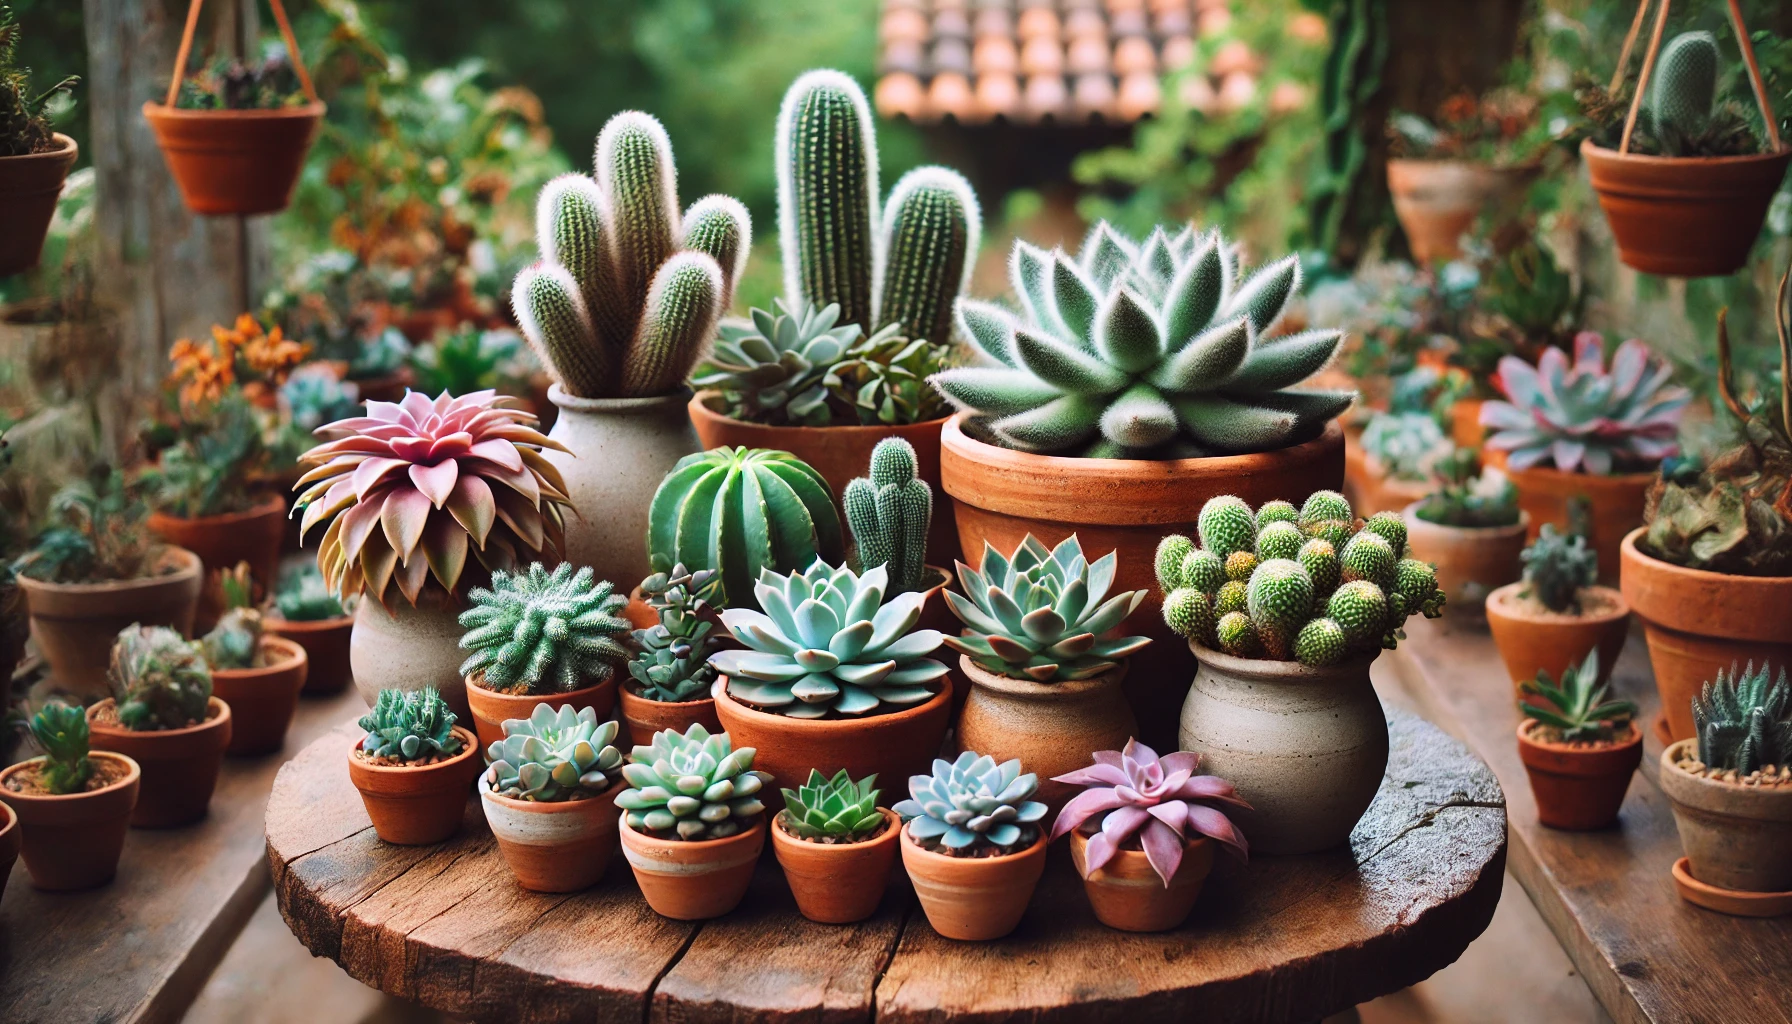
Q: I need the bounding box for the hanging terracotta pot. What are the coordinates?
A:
[1484,581,1630,696]
[1402,506,1529,617]
[1516,718,1642,831]
[955,657,1136,814]
[147,494,287,632]
[210,636,308,755]
[1385,159,1537,264]
[1501,462,1651,586]
[86,697,232,828]
[0,133,78,276]
[14,547,203,701]
[464,672,618,752]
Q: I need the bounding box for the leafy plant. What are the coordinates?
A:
[408,326,532,398]
[0,3,77,157]
[483,705,623,801]
[1520,649,1636,744]
[1472,238,1581,355]
[357,688,464,762]
[1386,87,1554,166]
[172,50,304,111]
[1481,333,1689,475]
[692,299,875,426]
[1414,449,1521,529]
[457,562,631,695]
[1049,739,1249,885]
[274,563,347,621]
[279,363,361,435]
[825,330,952,427]
[893,751,1048,855]
[109,625,212,730]
[616,723,770,840]
[1692,662,1792,775]
[11,467,164,584]
[627,564,723,703]
[201,563,263,669]
[1519,524,1597,615]
[779,769,884,842]
[844,437,931,594]
[1359,410,1447,482]
[28,702,91,795]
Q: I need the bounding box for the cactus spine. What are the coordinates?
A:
[844,437,932,593]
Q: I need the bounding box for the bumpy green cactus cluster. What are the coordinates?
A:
[617,724,771,840]
[1692,662,1792,775]
[358,688,464,763]
[109,625,213,731]
[485,706,624,802]
[29,703,92,795]
[458,563,633,695]
[780,769,886,842]
[1157,491,1443,666]
[513,111,750,399]
[627,565,724,703]
[844,437,932,594]
[1519,524,1597,614]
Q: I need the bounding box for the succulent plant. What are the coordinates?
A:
[1360,410,1448,483]
[512,111,749,400]
[647,447,843,610]
[11,468,163,585]
[824,330,953,427]
[1050,739,1250,886]
[295,391,574,608]
[1519,524,1597,614]
[1692,662,1792,775]
[1520,649,1637,744]
[201,563,263,670]
[357,688,465,762]
[943,534,1150,682]
[458,563,632,695]
[779,769,886,842]
[1414,449,1521,529]
[627,565,724,703]
[1480,333,1689,475]
[616,723,771,840]
[1626,31,1760,158]
[0,3,78,157]
[29,702,92,795]
[691,300,884,426]
[712,561,947,717]
[484,705,624,802]
[930,222,1355,458]
[274,563,347,622]
[894,750,1048,854]
[844,437,932,594]
[109,624,213,730]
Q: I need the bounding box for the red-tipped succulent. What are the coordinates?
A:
[1051,738,1250,886]
[294,390,573,607]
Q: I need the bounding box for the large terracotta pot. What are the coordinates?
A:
[955,657,1136,814]
[1582,139,1792,278]
[1620,529,1792,743]
[618,685,721,749]
[1660,739,1792,895]
[1385,159,1536,264]
[1403,506,1529,617]
[350,596,471,722]
[267,612,354,695]
[1484,581,1629,695]
[345,727,482,845]
[211,636,308,756]
[0,803,17,904]
[0,133,77,276]
[770,807,902,924]
[464,673,618,752]
[1178,644,1386,855]
[148,494,287,631]
[688,393,959,563]
[0,752,140,891]
[86,697,232,828]
[1502,463,1651,585]
[545,386,699,595]
[1069,828,1214,932]
[480,780,623,893]
[900,823,1047,940]
[15,547,203,700]
[619,814,765,920]
[1516,719,1641,831]
[142,102,323,215]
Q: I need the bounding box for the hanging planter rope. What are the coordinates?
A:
[142,0,324,216]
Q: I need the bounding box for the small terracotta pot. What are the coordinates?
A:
[211,636,309,756]
[623,586,659,631]
[345,726,483,845]
[148,494,287,631]
[0,133,78,276]
[1582,139,1792,278]
[15,547,203,700]
[618,685,721,749]
[1502,462,1652,586]
[1659,739,1792,896]
[619,814,766,920]
[1068,827,1213,932]
[480,779,624,893]
[464,673,619,752]
[267,612,354,695]
[350,596,471,721]
[1516,719,1641,831]
[770,807,902,924]
[1385,159,1537,263]
[1483,581,1629,695]
[1402,506,1528,617]
[0,802,18,903]
[714,677,953,811]
[1449,398,1486,450]
[956,656,1136,814]
[901,821,1047,940]
[142,102,324,215]
[0,752,141,890]
[1620,529,1792,743]
[351,367,414,404]
[86,697,233,828]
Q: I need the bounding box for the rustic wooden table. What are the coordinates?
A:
[267,705,1506,1024]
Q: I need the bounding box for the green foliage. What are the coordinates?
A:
[0,3,75,157]
[29,702,90,795]
[202,580,265,670]
[408,327,533,397]
[1415,449,1521,529]
[627,565,723,703]
[779,768,884,841]
[1520,649,1636,744]
[357,688,464,762]
[692,300,870,426]
[139,393,267,519]
[1520,524,1597,614]
[843,437,930,594]
[483,705,623,801]
[616,723,770,840]
[1359,410,1447,482]
[110,625,212,730]
[11,467,162,584]
[892,751,1047,854]
[458,563,632,694]
[172,50,304,110]
[822,330,952,427]
[1692,662,1792,774]
[274,563,347,622]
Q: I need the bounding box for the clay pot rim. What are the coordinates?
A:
[620,683,719,710]
[141,99,326,122]
[619,811,767,852]
[1660,738,1792,821]
[86,696,232,739]
[1484,581,1630,627]
[13,545,201,596]
[772,805,901,851]
[211,635,307,680]
[1515,716,1641,755]
[1619,527,1792,629]
[480,774,625,810]
[1498,460,1657,489]
[1671,856,1792,916]
[899,817,1047,866]
[1400,502,1529,538]
[1067,825,1211,883]
[689,389,951,438]
[0,750,141,804]
[957,653,1127,699]
[345,725,480,776]
[1187,641,1379,681]
[549,383,691,414]
[716,673,952,731]
[148,491,286,526]
[464,671,612,703]
[1580,137,1792,170]
[0,132,77,164]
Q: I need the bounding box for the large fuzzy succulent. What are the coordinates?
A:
[944,534,1149,682]
[894,751,1048,854]
[1050,739,1250,886]
[711,561,947,718]
[1480,333,1689,475]
[108,624,212,731]
[484,705,624,802]
[930,222,1355,458]
[458,563,632,694]
[617,724,771,840]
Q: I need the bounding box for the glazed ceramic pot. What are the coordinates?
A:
[689,393,959,563]
[0,751,141,890]
[901,822,1047,940]
[0,802,18,903]
[1501,463,1651,586]
[1516,719,1642,831]
[86,697,232,828]
[15,547,202,700]
[545,386,699,595]
[1402,506,1528,617]
[1068,827,1214,932]
[619,815,766,920]
[1620,529,1792,743]
[1483,581,1630,695]
[345,726,483,845]
[481,780,624,893]
[464,673,618,752]
[1178,644,1386,855]
[148,494,287,631]
[142,102,324,215]
[713,678,953,811]
[267,612,354,695]
[211,636,309,756]
[1385,159,1536,263]
[955,657,1136,813]
[1660,739,1792,896]
[1582,139,1792,277]
[770,807,902,924]
[618,685,721,748]
[0,133,78,276]
[350,596,472,721]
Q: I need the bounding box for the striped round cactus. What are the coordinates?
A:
[843,437,932,594]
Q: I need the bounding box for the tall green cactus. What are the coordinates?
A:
[1649,31,1718,142]
[877,167,979,350]
[844,437,932,593]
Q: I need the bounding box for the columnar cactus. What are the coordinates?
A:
[110,625,213,730]
[1650,31,1719,145]
[844,437,931,594]
[617,724,771,840]
[458,563,633,694]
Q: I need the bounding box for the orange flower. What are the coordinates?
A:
[1438,93,1479,124]
[167,313,310,410]
[167,336,236,410]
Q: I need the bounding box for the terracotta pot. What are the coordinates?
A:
[623,586,659,631]
[1503,463,1651,586]
[352,367,414,404]
[350,596,471,722]
[86,697,232,828]
[619,814,766,920]
[618,685,721,749]
[689,393,959,563]
[345,726,483,845]
[1068,827,1213,932]
[211,636,309,756]
[142,102,323,215]
[15,547,203,700]
[1620,529,1792,744]
[0,133,78,276]
[1516,719,1641,831]
[956,656,1136,814]
[770,806,902,924]
[464,673,618,752]
[1449,398,1486,450]
[1403,506,1529,617]
[714,677,953,811]
[547,386,700,597]
[0,751,141,890]
[1484,581,1629,695]
[1178,644,1386,855]
[148,494,287,631]
[1581,139,1792,278]
[916,567,969,710]
[900,821,1047,940]
[1386,159,1537,264]
[267,612,354,695]
[1659,739,1792,895]
[0,802,17,904]
[480,779,624,893]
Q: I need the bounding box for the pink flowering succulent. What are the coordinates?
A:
[1050,739,1250,886]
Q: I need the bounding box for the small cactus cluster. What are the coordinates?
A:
[1519,524,1597,614]
[627,565,724,703]
[484,705,624,802]
[1692,662,1792,776]
[616,724,772,840]
[201,563,263,669]
[894,751,1048,855]
[1156,491,1444,666]
[28,703,93,795]
[458,563,633,695]
[357,688,465,763]
[779,769,886,843]
[109,624,213,730]
[844,437,932,594]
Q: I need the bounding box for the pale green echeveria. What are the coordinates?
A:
[483,704,624,802]
[616,723,771,840]
[893,751,1048,852]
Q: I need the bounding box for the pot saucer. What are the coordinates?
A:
[1672,857,1792,918]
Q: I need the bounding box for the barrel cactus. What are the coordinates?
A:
[357,688,464,763]
[484,705,624,802]
[617,724,771,840]
[458,563,633,694]
[109,624,213,731]
[779,769,886,841]
[843,437,932,594]
[893,750,1048,855]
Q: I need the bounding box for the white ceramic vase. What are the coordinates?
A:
[350,598,471,721]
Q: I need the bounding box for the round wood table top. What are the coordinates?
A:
[267,706,1506,1024]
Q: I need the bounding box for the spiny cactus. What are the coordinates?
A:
[894,751,1048,854]
[1519,524,1597,614]
[1651,31,1719,148]
[1246,559,1313,660]
[358,688,464,763]
[484,706,624,802]
[30,703,93,794]
[617,724,771,840]
[628,565,724,703]
[513,111,750,399]
[1692,662,1792,775]
[844,437,932,594]
[780,769,886,842]
[109,625,212,731]
[1521,650,1637,744]
[458,563,633,695]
